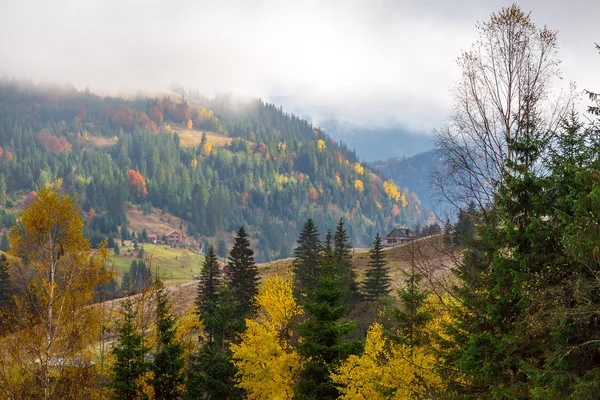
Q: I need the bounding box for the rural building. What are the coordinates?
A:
[148,233,158,243]
[383,227,413,247]
[166,230,182,246]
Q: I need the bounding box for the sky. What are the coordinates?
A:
[1,0,598,133]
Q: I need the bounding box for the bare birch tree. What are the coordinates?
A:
[434,4,566,213]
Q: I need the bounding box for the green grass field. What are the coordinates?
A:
[111,244,205,282]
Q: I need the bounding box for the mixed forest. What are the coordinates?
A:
[0,80,431,261]
[1,4,600,400]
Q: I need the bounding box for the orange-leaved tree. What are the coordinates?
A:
[0,188,110,400]
[127,169,148,200]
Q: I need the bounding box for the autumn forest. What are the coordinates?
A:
[1,3,600,400]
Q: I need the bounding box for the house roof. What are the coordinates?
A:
[384,227,412,238]
[148,234,158,239]
[166,230,180,237]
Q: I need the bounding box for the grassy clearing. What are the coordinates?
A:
[171,124,232,148]
[111,244,205,281]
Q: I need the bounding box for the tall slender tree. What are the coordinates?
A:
[333,218,358,298]
[362,233,391,300]
[108,298,149,400]
[223,226,259,321]
[150,279,185,400]
[295,254,362,400]
[196,244,221,343]
[0,254,10,310]
[293,218,322,300]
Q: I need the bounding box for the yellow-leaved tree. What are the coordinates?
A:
[332,296,449,399]
[0,188,110,400]
[231,273,303,399]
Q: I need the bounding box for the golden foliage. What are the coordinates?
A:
[317,139,326,150]
[332,323,443,399]
[190,159,198,171]
[231,274,303,399]
[2,188,110,399]
[353,162,364,175]
[201,141,212,157]
[187,118,193,129]
[354,179,364,193]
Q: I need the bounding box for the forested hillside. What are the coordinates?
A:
[0,81,432,261]
[371,150,442,213]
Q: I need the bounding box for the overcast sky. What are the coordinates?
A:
[1,0,598,132]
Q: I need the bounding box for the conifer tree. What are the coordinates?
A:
[293,218,322,299]
[0,254,11,326]
[150,279,185,400]
[394,263,431,348]
[295,254,362,399]
[0,232,9,252]
[196,244,221,342]
[223,226,259,321]
[333,218,358,298]
[362,233,391,300]
[109,298,149,400]
[185,345,243,400]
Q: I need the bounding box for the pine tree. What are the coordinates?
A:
[223,226,259,321]
[108,298,149,400]
[333,218,358,298]
[0,254,11,310]
[150,279,185,400]
[196,244,221,343]
[362,233,391,300]
[293,218,322,299]
[295,256,362,399]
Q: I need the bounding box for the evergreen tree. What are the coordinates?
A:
[293,218,323,300]
[394,263,431,348]
[362,233,391,300]
[333,218,358,298]
[295,256,362,399]
[223,226,259,321]
[0,232,9,252]
[184,345,243,400]
[149,279,185,400]
[196,245,221,343]
[108,298,149,400]
[0,254,11,310]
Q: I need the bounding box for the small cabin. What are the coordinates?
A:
[383,227,413,247]
[148,234,158,244]
[166,230,182,246]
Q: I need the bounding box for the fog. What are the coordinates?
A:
[1,0,598,132]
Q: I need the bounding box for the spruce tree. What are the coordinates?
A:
[333,218,358,298]
[150,279,185,400]
[295,255,362,399]
[0,254,11,311]
[293,218,322,299]
[0,232,9,252]
[108,298,149,400]
[196,244,221,343]
[362,233,391,300]
[394,264,431,348]
[223,226,259,321]
[185,345,243,400]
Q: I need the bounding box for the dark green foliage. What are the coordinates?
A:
[184,346,243,400]
[333,218,358,299]
[295,256,362,399]
[293,218,323,299]
[0,254,11,311]
[121,260,152,294]
[196,245,221,343]
[223,226,259,322]
[108,298,149,400]
[362,233,391,300]
[149,279,185,400]
[0,231,9,252]
[394,264,431,347]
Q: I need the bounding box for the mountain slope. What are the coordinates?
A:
[0,81,433,261]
